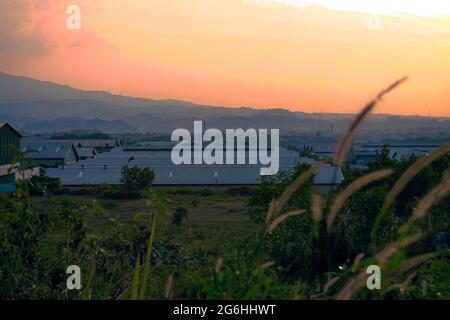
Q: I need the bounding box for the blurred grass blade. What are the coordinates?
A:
[410,170,450,222]
[390,252,438,277]
[267,210,305,233]
[336,233,421,300]
[372,141,450,251]
[130,255,141,300]
[138,211,158,300]
[335,76,408,167]
[327,169,393,233]
[269,162,322,221]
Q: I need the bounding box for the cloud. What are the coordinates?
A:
[0,0,110,55]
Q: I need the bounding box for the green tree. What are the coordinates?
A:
[120,166,155,197]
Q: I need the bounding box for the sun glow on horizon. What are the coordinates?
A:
[1,0,450,116]
[246,0,450,17]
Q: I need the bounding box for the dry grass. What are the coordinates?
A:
[391,252,439,277]
[259,261,275,271]
[266,162,323,225]
[334,76,408,166]
[164,274,175,299]
[215,257,224,273]
[312,194,322,223]
[265,199,277,224]
[384,141,450,210]
[335,271,368,300]
[351,253,365,272]
[326,169,393,233]
[376,233,423,265]
[267,210,306,233]
[323,276,340,294]
[253,76,446,300]
[256,77,448,300]
[410,170,450,222]
[336,233,423,300]
[371,144,450,249]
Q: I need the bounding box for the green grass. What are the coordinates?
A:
[31,187,258,261]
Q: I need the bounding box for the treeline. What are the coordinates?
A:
[49,130,112,140]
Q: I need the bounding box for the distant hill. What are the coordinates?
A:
[0,71,449,137]
[21,117,137,134]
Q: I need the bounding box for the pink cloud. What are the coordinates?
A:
[0,0,110,55]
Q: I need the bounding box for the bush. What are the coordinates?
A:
[226,186,254,196]
[0,181,86,299]
[180,260,294,299]
[120,165,155,197]
[199,188,214,197]
[172,207,188,226]
[27,176,61,196]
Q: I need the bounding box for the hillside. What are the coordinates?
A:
[1,71,449,137]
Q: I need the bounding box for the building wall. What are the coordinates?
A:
[0,126,20,165]
[66,147,78,164]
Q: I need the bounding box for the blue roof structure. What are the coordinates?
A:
[45,146,344,186]
[21,140,78,160]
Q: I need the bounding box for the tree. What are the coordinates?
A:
[120,166,155,197]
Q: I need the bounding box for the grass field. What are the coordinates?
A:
[31,186,259,262]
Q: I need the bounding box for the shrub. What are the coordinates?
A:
[172,207,188,226]
[120,166,155,197]
[27,176,61,196]
[226,186,254,196]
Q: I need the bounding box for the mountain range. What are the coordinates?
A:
[1,71,449,137]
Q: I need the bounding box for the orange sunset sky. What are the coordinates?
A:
[1,0,450,116]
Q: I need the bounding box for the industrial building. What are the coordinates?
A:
[0,123,39,193]
[348,142,441,168]
[72,139,119,153]
[45,142,344,191]
[21,140,79,167]
[76,147,97,160]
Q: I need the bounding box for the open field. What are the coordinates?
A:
[30,187,259,260]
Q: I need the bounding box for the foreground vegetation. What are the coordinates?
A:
[0,78,449,300]
[0,148,448,299]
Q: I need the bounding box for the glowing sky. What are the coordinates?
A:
[1,0,449,116]
[246,0,450,17]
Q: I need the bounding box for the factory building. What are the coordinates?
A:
[45,142,344,191]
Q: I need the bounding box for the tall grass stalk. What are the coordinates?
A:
[266,162,323,223]
[138,211,158,300]
[336,233,422,300]
[410,170,450,223]
[371,142,450,251]
[311,193,322,238]
[267,210,306,233]
[130,255,141,300]
[390,252,439,277]
[165,274,175,299]
[326,169,393,233]
[334,77,408,166]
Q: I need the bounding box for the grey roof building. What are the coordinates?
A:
[348,142,442,168]
[73,139,119,152]
[21,140,79,166]
[76,147,97,160]
[45,146,344,190]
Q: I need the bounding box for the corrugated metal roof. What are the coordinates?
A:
[73,139,118,148]
[76,147,96,158]
[124,141,176,151]
[21,141,77,160]
[45,147,344,186]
